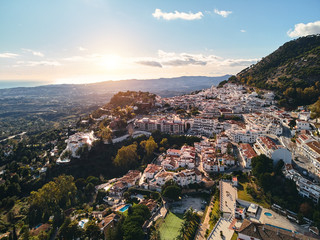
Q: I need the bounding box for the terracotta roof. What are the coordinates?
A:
[98,213,119,229]
[139,199,158,212]
[30,224,51,236]
[258,136,278,150]
[157,171,174,178]
[306,141,320,155]
[144,164,162,174]
[239,219,318,240]
[239,143,257,159]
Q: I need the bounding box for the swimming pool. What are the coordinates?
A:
[119,204,131,212]
[78,219,89,228]
[264,212,272,217]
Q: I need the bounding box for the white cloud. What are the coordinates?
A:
[135,50,257,68]
[17,60,61,67]
[136,60,162,68]
[22,48,44,57]
[287,20,320,38]
[0,52,19,58]
[214,9,232,18]
[152,9,203,20]
[222,58,258,67]
[78,46,87,51]
[240,29,246,33]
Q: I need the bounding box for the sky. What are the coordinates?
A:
[0,0,319,86]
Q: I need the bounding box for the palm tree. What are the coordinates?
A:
[184,208,194,222]
[150,230,161,240]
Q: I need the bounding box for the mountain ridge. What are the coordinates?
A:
[229,34,320,108]
[0,75,231,98]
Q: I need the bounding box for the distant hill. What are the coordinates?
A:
[0,75,229,139]
[230,34,320,108]
[0,75,230,98]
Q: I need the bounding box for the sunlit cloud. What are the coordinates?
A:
[22,48,44,57]
[78,46,87,51]
[240,29,246,33]
[287,20,320,38]
[16,60,61,67]
[0,52,19,58]
[135,50,257,68]
[1,49,258,84]
[152,9,203,20]
[214,9,232,18]
[136,60,163,68]
[222,58,258,67]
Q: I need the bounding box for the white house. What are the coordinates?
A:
[296,119,311,131]
[238,143,257,168]
[254,136,292,164]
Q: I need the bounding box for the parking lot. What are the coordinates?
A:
[170,196,207,214]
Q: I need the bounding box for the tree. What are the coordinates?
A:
[98,126,112,143]
[150,230,161,240]
[122,205,150,240]
[20,167,31,178]
[113,144,138,169]
[85,183,95,196]
[29,175,77,219]
[288,119,296,129]
[59,218,83,239]
[310,97,320,122]
[251,154,273,178]
[85,220,102,239]
[300,202,312,217]
[76,143,89,158]
[162,184,181,201]
[61,150,72,160]
[160,138,169,148]
[140,136,158,157]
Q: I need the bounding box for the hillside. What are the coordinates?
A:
[231,34,320,108]
[0,76,228,140]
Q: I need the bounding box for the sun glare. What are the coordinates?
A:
[99,55,121,70]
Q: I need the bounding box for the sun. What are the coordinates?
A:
[99,55,121,70]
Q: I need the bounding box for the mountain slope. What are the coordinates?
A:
[230,34,320,108]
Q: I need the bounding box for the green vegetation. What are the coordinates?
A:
[310,97,320,121]
[208,190,220,233]
[217,80,228,88]
[28,175,76,226]
[250,155,320,229]
[122,205,151,240]
[231,35,320,108]
[106,91,156,113]
[161,180,182,201]
[176,208,200,240]
[231,232,238,240]
[237,180,270,208]
[140,136,158,161]
[158,211,184,240]
[113,143,139,170]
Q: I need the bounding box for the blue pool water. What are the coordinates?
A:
[264,212,273,217]
[119,204,131,212]
[78,219,88,228]
[266,224,297,233]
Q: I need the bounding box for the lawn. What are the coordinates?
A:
[237,181,270,208]
[158,211,184,240]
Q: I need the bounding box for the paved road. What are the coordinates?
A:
[282,126,292,138]
[195,195,215,240]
